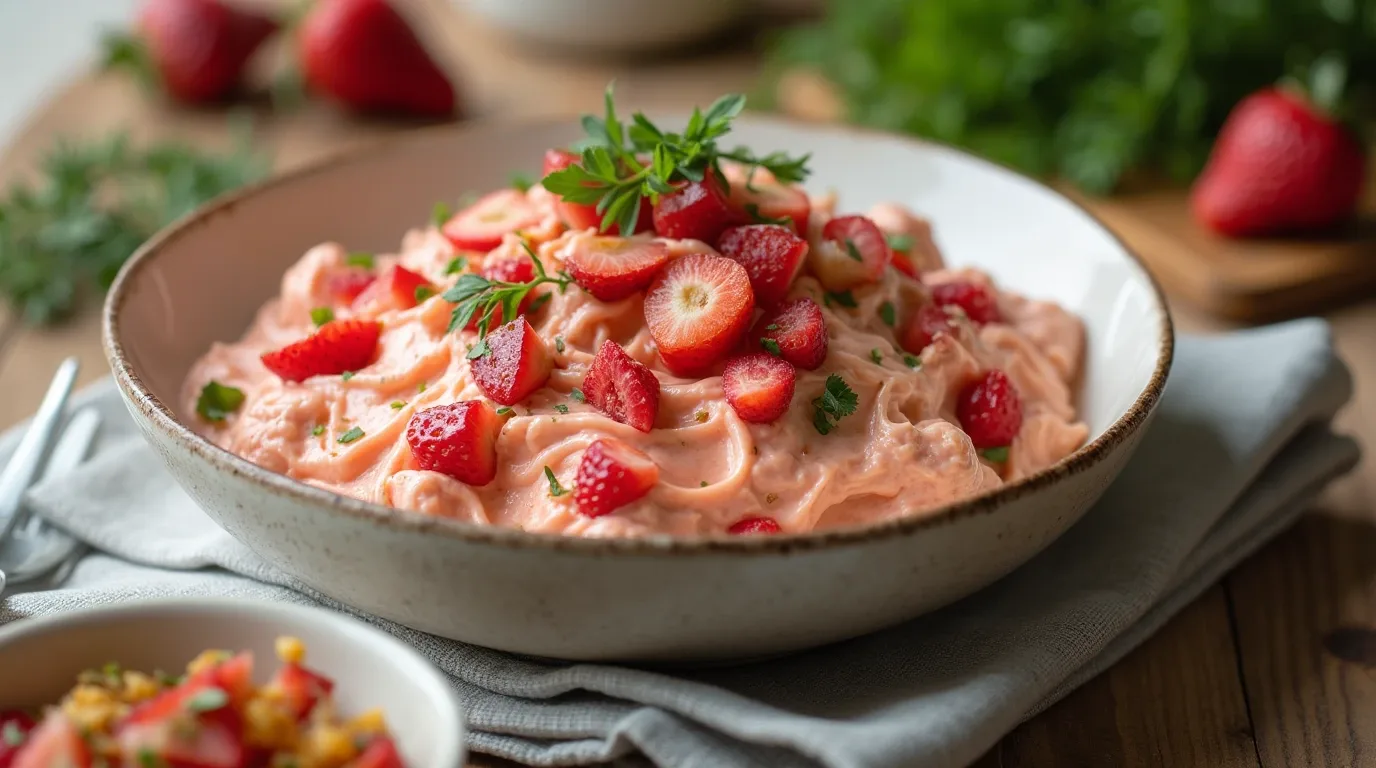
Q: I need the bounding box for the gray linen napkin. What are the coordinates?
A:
[0,318,1360,768]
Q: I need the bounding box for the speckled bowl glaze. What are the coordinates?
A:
[103,117,1173,662]
[0,598,465,766]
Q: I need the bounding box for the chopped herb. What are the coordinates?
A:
[467,339,490,359]
[843,238,864,262]
[903,354,922,369]
[2,721,24,747]
[311,425,325,437]
[570,387,586,402]
[102,661,122,680]
[981,446,1011,463]
[555,336,566,353]
[870,348,883,365]
[443,243,574,339]
[185,687,229,713]
[825,290,857,308]
[337,426,364,444]
[700,481,709,487]
[886,233,914,252]
[510,172,533,192]
[496,406,514,416]
[310,306,334,327]
[431,201,451,228]
[554,403,570,414]
[695,410,709,423]
[195,381,245,422]
[139,748,164,768]
[528,291,553,314]
[879,301,896,327]
[390,401,405,410]
[340,371,354,381]
[760,338,782,357]
[811,374,858,435]
[444,256,468,275]
[345,252,374,269]
[414,285,435,302]
[155,671,182,687]
[418,382,427,392]
[765,323,780,331]
[743,203,790,226]
[544,466,568,497]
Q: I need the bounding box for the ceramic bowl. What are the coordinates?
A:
[0,598,465,766]
[103,117,1173,662]
[456,0,745,54]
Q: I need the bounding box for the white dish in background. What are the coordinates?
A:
[0,598,466,767]
[457,0,746,53]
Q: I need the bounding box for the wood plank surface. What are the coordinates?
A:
[1,4,1372,767]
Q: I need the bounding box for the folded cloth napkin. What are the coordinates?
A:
[0,319,1361,768]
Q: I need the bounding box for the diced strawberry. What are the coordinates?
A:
[268,663,335,721]
[652,176,740,242]
[0,711,37,768]
[898,304,956,355]
[441,190,543,252]
[643,253,755,377]
[405,401,502,485]
[728,517,781,535]
[353,265,437,313]
[958,370,1023,449]
[574,438,659,517]
[723,353,796,424]
[328,269,377,303]
[469,318,553,405]
[725,173,811,234]
[543,149,653,234]
[260,320,381,382]
[565,237,671,302]
[11,714,90,768]
[890,249,919,278]
[809,215,891,291]
[752,297,828,370]
[348,737,405,768]
[716,224,809,307]
[582,340,660,432]
[931,281,1002,325]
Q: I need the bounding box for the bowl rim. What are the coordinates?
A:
[0,597,466,765]
[102,114,1175,556]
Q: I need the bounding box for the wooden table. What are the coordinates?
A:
[2,5,1374,766]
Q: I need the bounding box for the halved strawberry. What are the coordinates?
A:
[0,711,36,768]
[752,297,827,370]
[11,714,90,768]
[543,149,653,234]
[469,318,553,405]
[643,253,755,376]
[406,401,502,485]
[898,304,956,355]
[268,663,335,721]
[328,269,376,303]
[931,281,1002,324]
[261,320,381,382]
[582,340,660,432]
[652,175,740,242]
[353,265,437,313]
[728,517,781,534]
[574,438,659,517]
[723,353,796,424]
[349,737,405,768]
[441,190,543,252]
[716,224,809,307]
[808,215,891,291]
[725,173,810,234]
[565,237,670,301]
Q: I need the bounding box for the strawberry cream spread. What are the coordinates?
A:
[183,109,1087,538]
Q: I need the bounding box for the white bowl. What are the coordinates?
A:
[103,117,1173,662]
[0,598,465,766]
[457,0,745,53]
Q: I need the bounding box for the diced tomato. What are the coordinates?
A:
[11,714,90,768]
[268,663,336,721]
[348,737,404,768]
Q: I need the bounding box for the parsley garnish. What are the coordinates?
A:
[390,401,405,409]
[345,252,374,269]
[555,336,566,353]
[139,748,164,768]
[544,466,568,497]
[340,371,354,381]
[903,354,922,369]
[444,243,573,338]
[311,425,325,437]
[824,290,857,308]
[185,687,228,713]
[415,285,435,302]
[195,381,244,422]
[510,172,533,192]
[431,201,451,228]
[496,406,514,416]
[811,374,858,435]
[310,306,334,327]
[418,382,427,392]
[445,256,468,275]
[541,84,811,236]
[981,446,1011,463]
[2,721,24,747]
[743,203,791,226]
[886,233,914,252]
[765,323,780,330]
[554,403,570,414]
[870,348,883,365]
[570,388,585,402]
[761,338,782,357]
[467,339,490,359]
[843,238,864,262]
[337,426,364,444]
[879,301,896,327]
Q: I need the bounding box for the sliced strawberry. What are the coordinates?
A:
[643,253,755,376]
[469,318,553,405]
[931,281,1002,324]
[543,149,653,234]
[723,353,796,424]
[725,173,811,234]
[260,320,380,382]
[11,714,90,768]
[353,265,436,313]
[565,237,671,302]
[0,711,37,768]
[406,401,502,485]
[268,663,335,721]
[728,517,781,534]
[890,249,919,279]
[652,176,740,242]
[327,269,376,303]
[716,224,809,307]
[752,297,827,370]
[898,304,956,355]
[574,438,659,517]
[809,215,891,291]
[348,737,405,768]
[441,190,543,252]
[958,370,1023,449]
[582,340,660,432]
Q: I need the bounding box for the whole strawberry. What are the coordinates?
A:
[300,0,457,117]
[1192,87,1366,237]
[107,0,278,103]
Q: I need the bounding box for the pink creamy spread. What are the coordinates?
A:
[184,181,1087,537]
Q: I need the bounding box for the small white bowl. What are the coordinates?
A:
[0,598,466,767]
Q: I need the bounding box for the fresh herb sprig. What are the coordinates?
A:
[541,85,812,235]
[812,374,858,435]
[443,244,573,340]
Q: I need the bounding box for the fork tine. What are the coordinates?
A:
[0,358,79,547]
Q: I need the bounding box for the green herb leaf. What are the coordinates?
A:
[510,172,533,192]
[445,256,468,275]
[195,381,245,422]
[340,371,354,381]
[981,446,1011,463]
[337,426,364,444]
[310,306,334,327]
[496,406,514,416]
[431,201,451,228]
[825,290,857,308]
[418,382,427,393]
[570,387,585,402]
[743,203,791,226]
[444,265,572,340]
[390,401,405,409]
[311,425,325,437]
[555,336,566,353]
[903,354,921,369]
[185,687,229,713]
[345,252,374,269]
[2,721,24,747]
[870,348,883,365]
[415,285,435,302]
[761,338,783,357]
[843,239,864,262]
[544,466,568,497]
[879,301,896,327]
[467,338,491,359]
[886,233,914,252]
[765,323,780,331]
[811,374,858,435]
[554,403,570,414]
[139,748,164,768]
